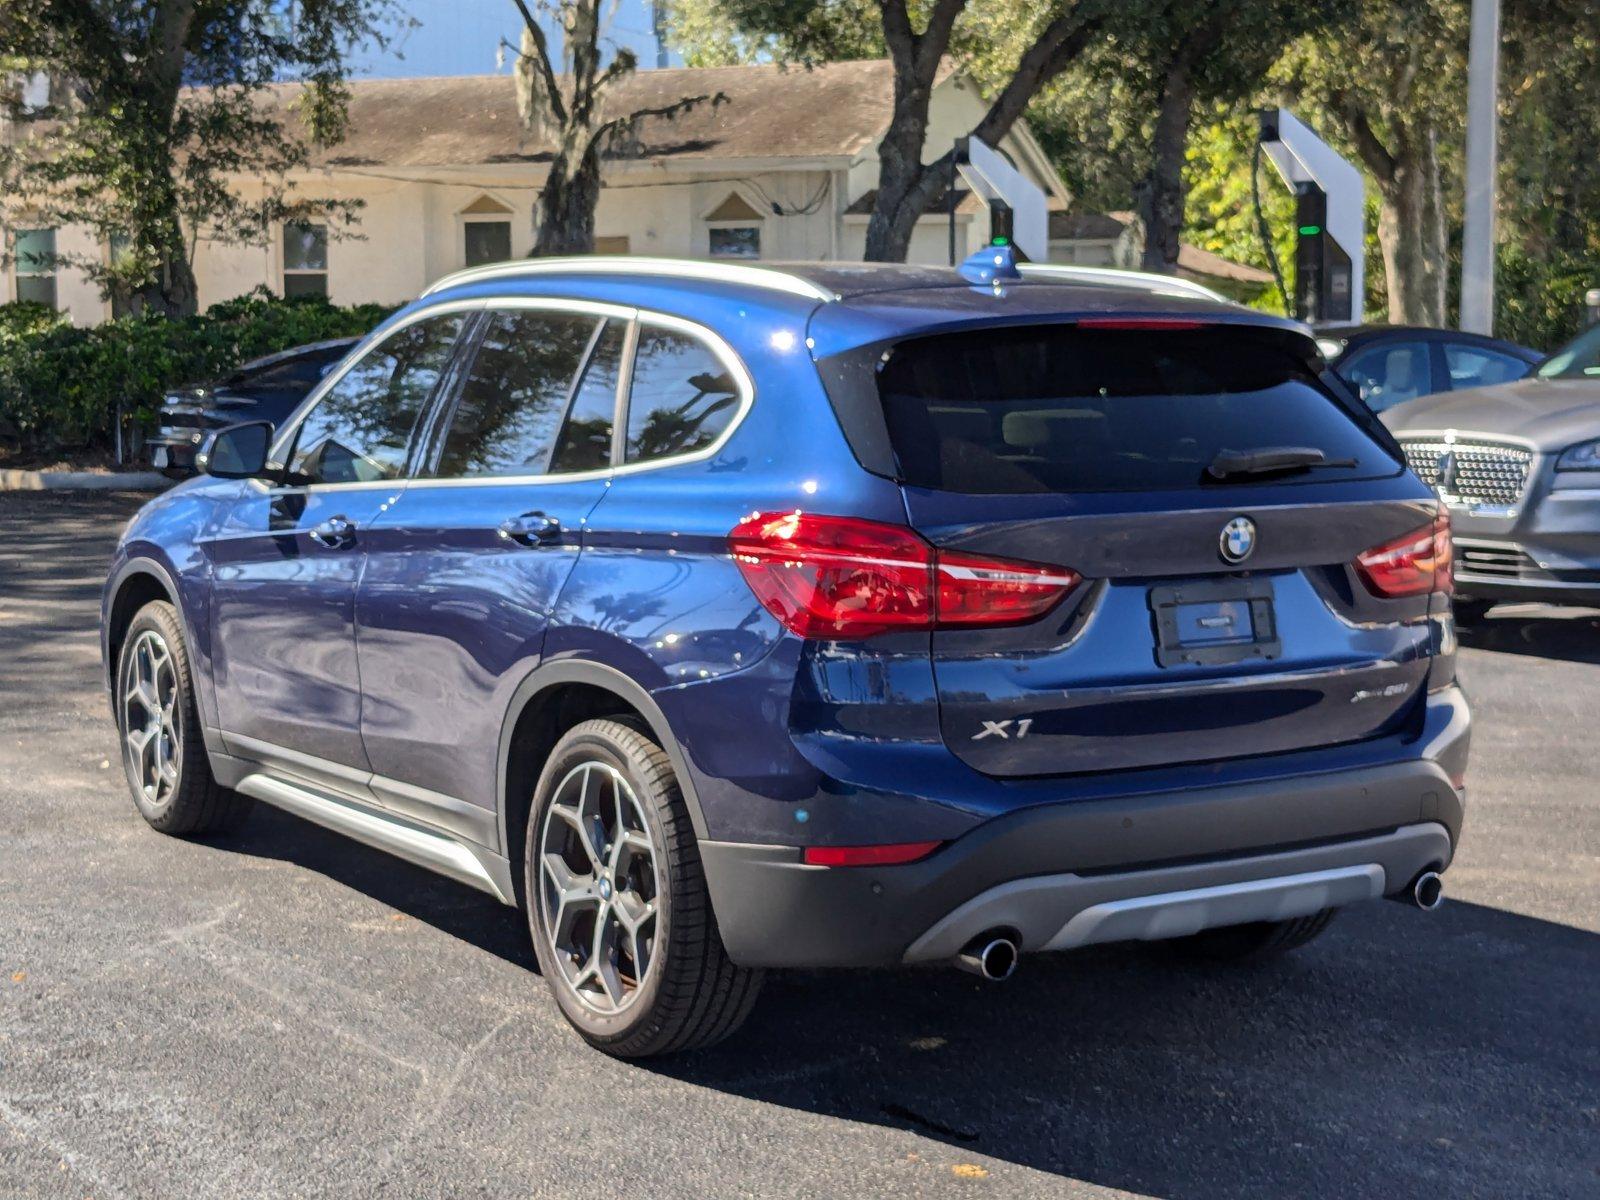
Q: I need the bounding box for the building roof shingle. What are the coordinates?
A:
[262,60,902,169]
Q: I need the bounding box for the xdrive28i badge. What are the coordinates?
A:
[1219,516,1257,564]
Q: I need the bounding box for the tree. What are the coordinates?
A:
[0,1,401,317]
[508,1,724,256]
[1274,0,1468,324]
[1125,0,1344,273]
[676,0,1127,262]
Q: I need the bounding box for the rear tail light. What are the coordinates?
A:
[1354,512,1453,598]
[728,511,1079,639]
[803,840,943,867]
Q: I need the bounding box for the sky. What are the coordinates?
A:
[344,0,677,78]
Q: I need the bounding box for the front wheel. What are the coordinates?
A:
[115,600,253,835]
[524,718,762,1057]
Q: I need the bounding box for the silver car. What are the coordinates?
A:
[1382,323,1600,617]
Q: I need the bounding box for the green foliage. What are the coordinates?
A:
[665,0,884,66]
[1182,109,1392,317]
[1495,246,1599,352]
[0,290,394,453]
[0,1,404,315]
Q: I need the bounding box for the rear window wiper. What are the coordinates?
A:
[1205,446,1358,480]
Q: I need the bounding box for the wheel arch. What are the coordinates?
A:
[496,661,709,905]
[103,556,184,696]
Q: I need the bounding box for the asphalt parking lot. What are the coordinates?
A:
[1,489,1596,1200]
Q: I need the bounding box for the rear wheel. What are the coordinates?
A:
[115,601,253,835]
[524,717,762,1057]
[1161,908,1338,963]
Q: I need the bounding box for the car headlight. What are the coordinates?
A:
[1556,439,1600,471]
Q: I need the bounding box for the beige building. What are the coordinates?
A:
[4,60,1084,325]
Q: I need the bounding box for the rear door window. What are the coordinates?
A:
[1339,341,1431,411]
[430,310,599,478]
[878,325,1400,494]
[549,319,625,474]
[1443,343,1529,390]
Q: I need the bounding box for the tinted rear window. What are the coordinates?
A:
[878,326,1400,493]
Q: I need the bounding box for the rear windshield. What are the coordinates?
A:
[877,325,1400,493]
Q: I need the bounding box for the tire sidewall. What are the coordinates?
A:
[116,606,186,826]
[524,725,678,1045]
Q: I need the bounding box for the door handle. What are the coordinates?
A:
[498,511,562,547]
[308,515,357,549]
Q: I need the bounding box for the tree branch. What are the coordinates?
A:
[510,0,568,127]
[915,0,968,82]
[1330,88,1397,185]
[972,5,1101,148]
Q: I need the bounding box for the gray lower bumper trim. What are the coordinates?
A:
[902,823,1449,963]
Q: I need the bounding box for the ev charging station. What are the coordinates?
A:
[949,136,1049,265]
[1257,108,1365,326]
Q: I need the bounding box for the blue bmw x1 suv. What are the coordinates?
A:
[102,252,1469,1057]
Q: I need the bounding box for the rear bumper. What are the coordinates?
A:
[700,688,1468,968]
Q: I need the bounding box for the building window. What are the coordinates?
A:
[705,192,764,260]
[14,228,57,308]
[709,227,761,259]
[282,222,328,297]
[459,195,515,267]
[464,219,511,267]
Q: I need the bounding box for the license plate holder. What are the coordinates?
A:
[1150,577,1281,667]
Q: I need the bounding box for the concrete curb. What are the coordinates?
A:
[0,468,170,492]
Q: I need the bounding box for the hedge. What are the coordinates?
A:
[1494,247,1599,353]
[0,288,396,454]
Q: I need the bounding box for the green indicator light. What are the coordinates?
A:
[1298,224,1322,237]
[991,236,1009,246]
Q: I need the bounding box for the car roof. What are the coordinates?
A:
[234,337,360,375]
[425,255,1235,305]
[1319,324,1541,360]
[419,255,1306,358]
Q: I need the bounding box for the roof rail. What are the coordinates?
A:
[422,255,839,303]
[1016,263,1229,303]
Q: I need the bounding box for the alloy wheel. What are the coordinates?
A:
[537,761,662,1015]
[122,629,181,806]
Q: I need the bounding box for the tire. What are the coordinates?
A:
[1453,596,1495,625]
[115,601,254,836]
[1160,908,1338,964]
[523,717,762,1057]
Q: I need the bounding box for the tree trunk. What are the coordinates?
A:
[864,83,938,262]
[532,144,602,256]
[1136,57,1195,275]
[145,1,201,316]
[1375,131,1448,324]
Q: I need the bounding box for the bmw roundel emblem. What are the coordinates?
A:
[1219,516,1257,564]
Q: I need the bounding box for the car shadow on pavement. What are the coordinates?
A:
[1458,606,1600,664]
[646,902,1599,1198]
[213,801,1598,1197]
[212,803,539,972]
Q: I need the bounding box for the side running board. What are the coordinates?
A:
[235,773,515,904]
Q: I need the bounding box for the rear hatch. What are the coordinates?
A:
[869,319,1440,777]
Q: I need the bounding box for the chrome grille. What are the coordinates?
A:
[1456,542,1540,580]
[1400,439,1534,508]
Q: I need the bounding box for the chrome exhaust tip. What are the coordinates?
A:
[955,933,1018,981]
[1389,870,1445,910]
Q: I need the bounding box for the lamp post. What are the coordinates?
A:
[1460,0,1501,335]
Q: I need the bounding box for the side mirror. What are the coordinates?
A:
[196,420,274,480]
